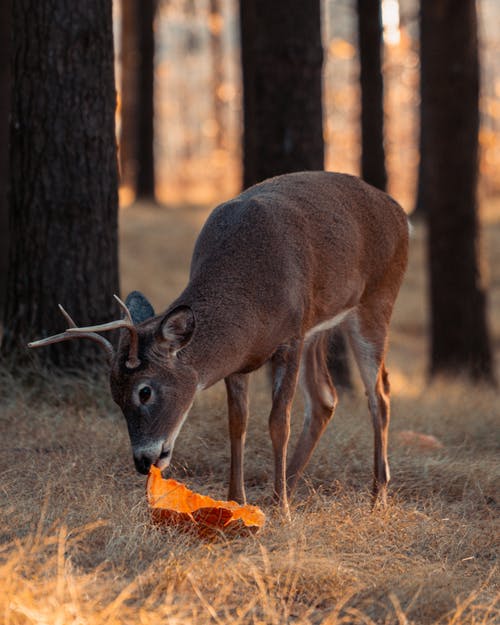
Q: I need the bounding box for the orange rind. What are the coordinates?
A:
[147,466,265,536]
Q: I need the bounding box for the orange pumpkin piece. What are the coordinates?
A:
[147,466,265,536]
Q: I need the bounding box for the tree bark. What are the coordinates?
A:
[2,0,120,368]
[240,0,324,187]
[120,0,156,202]
[357,0,387,191]
[420,0,494,382]
[240,0,351,388]
[413,128,426,217]
[209,0,225,151]
[0,0,11,321]
[120,0,138,193]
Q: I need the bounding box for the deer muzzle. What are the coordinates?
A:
[132,441,171,474]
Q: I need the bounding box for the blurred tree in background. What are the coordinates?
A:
[419,0,494,383]
[0,0,10,320]
[208,0,225,152]
[0,0,496,383]
[120,0,157,202]
[2,0,119,367]
[239,0,324,188]
[239,0,351,388]
[357,0,387,191]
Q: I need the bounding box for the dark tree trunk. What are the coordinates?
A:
[413,130,426,217]
[120,0,156,202]
[357,0,387,191]
[240,0,351,388]
[0,0,10,322]
[420,0,494,382]
[2,0,120,368]
[120,0,138,193]
[179,0,199,166]
[209,0,225,151]
[239,0,324,187]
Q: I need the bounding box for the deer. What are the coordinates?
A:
[29,171,409,516]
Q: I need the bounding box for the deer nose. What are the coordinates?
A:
[132,442,163,474]
[133,452,153,475]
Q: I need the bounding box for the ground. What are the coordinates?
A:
[1,199,499,624]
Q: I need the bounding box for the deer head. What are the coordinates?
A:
[28,291,199,474]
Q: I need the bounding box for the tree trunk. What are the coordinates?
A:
[120,0,156,202]
[209,0,225,151]
[2,0,120,368]
[413,126,426,217]
[240,0,351,388]
[357,0,387,191]
[120,0,138,193]
[240,0,324,187]
[0,0,10,322]
[420,0,494,382]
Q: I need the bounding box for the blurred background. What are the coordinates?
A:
[1,0,499,385]
[114,0,500,209]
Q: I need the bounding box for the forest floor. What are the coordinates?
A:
[1,197,499,624]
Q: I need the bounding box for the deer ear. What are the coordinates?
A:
[125,291,155,324]
[159,306,195,352]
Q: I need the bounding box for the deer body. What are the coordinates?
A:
[29,172,409,514]
[167,172,405,382]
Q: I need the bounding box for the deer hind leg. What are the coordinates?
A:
[346,306,391,507]
[269,340,302,516]
[287,333,337,495]
[224,373,250,504]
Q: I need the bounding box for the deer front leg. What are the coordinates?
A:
[224,373,250,504]
[269,340,302,517]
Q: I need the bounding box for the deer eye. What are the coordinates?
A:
[138,385,152,404]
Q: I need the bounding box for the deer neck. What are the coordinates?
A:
[171,286,267,389]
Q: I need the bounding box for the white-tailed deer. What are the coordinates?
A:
[29,172,408,514]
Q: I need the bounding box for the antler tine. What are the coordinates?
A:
[66,294,134,335]
[28,304,114,361]
[28,332,75,349]
[66,319,132,334]
[28,328,114,362]
[66,295,140,369]
[113,294,134,325]
[58,304,77,328]
[31,297,140,369]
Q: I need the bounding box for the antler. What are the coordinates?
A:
[65,295,140,368]
[28,305,115,362]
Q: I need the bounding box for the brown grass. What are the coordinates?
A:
[1,201,499,624]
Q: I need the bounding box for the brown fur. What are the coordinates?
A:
[113,172,408,514]
[31,171,409,515]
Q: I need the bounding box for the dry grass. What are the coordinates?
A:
[1,200,499,624]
